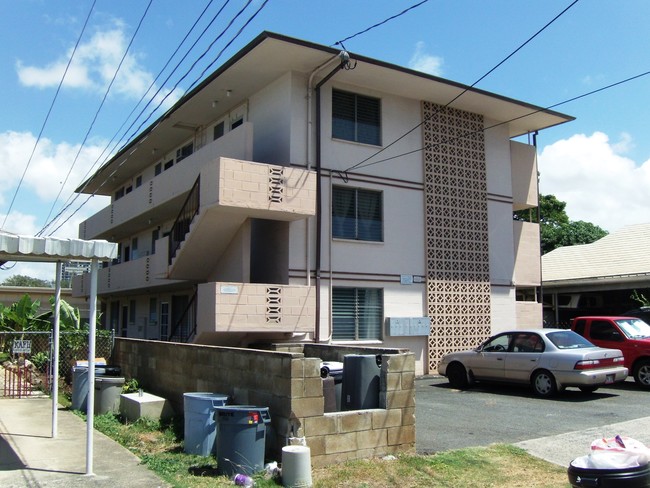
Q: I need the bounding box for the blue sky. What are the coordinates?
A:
[2,0,650,280]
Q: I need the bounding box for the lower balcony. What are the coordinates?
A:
[196,282,315,334]
[72,249,182,296]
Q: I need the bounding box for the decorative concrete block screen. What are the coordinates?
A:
[112,339,415,467]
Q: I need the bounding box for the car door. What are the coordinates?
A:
[468,333,511,380]
[589,320,630,367]
[504,332,544,383]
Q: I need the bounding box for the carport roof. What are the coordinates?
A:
[0,232,117,264]
[542,223,650,287]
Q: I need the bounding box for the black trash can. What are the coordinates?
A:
[568,457,650,487]
[214,406,271,477]
[341,354,380,410]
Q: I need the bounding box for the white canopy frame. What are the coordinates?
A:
[0,233,117,476]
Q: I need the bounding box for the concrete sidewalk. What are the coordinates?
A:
[0,397,169,487]
[515,416,650,467]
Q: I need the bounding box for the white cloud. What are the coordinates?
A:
[538,131,650,232]
[16,22,180,109]
[408,41,443,76]
[0,130,109,238]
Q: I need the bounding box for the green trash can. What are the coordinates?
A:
[183,392,229,456]
[214,406,271,476]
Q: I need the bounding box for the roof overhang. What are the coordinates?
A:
[79,31,574,195]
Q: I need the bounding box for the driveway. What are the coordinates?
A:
[416,375,650,454]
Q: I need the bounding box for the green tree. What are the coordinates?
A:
[514,194,608,254]
[0,294,51,331]
[1,274,53,287]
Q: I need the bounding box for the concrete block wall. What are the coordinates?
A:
[112,338,415,466]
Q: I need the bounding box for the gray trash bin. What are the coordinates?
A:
[341,354,381,410]
[71,365,123,411]
[183,392,229,456]
[214,406,271,476]
[94,376,125,414]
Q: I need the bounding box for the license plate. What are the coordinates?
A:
[605,374,615,384]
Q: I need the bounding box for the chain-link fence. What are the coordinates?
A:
[0,330,115,395]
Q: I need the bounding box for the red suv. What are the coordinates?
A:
[571,316,650,388]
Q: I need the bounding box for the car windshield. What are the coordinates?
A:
[615,318,650,339]
[546,330,595,349]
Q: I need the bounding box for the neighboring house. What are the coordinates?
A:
[73,32,572,375]
[542,223,650,326]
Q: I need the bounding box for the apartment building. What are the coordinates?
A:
[73,32,573,375]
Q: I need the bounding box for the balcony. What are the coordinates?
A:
[72,238,183,296]
[196,282,315,334]
[168,157,316,280]
[511,141,538,211]
[79,122,255,241]
[513,220,541,287]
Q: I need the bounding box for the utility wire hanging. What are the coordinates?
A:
[38,0,154,236]
[45,1,271,237]
[39,0,223,237]
[349,69,650,172]
[343,0,581,174]
[1,0,97,232]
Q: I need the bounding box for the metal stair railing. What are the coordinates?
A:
[168,176,201,265]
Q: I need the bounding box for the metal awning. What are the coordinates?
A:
[0,231,117,476]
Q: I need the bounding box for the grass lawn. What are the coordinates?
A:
[88,412,571,488]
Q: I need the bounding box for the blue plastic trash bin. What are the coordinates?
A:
[214,406,271,476]
[183,392,229,456]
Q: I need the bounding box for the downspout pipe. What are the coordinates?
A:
[532,131,546,320]
[314,55,348,342]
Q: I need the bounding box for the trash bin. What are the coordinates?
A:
[94,376,125,414]
[71,364,122,411]
[321,361,343,412]
[568,455,650,487]
[341,354,381,410]
[183,392,229,456]
[214,406,271,476]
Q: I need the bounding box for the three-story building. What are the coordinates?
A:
[73,32,573,375]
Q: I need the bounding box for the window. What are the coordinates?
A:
[332,89,381,145]
[114,187,124,201]
[176,142,193,163]
[213,121,225,140]
[231,118,243,130]
[136,175,142,188]
[155,163,162,176]
[332,186,382,241]
[164,159,173,171]
[332,287,383,340]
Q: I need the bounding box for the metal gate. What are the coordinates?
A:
[0,330,115,398]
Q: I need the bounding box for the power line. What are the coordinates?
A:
[45,1,271,236]
[343,0,580,174]
[349,69,650,172]
[38,0,154,236]
[39,0,223,236]
[332,0,429,49]
[1,0,97,231]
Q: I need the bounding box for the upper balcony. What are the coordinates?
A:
[168,157,316,280]
[511,141,538,211]
[79,122,255,241]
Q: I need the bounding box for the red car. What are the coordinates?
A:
[571,316,650,388]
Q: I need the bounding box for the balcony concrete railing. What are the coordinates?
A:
[511,141,538,211]
[79,122,254,240]
[196,282,315,334]
[513,220,541,287]
[72,244,178,296]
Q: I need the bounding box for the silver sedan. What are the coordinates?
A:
[437,329,628,397]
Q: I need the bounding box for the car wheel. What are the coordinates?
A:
[532,370,557,397]
[579,386,598,394]
[633,360,650,389]
[447,362,469,389]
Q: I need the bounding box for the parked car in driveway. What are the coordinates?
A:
[571,316,650,388]
[437,329,628,397]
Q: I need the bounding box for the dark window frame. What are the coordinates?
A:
[332,89,381,146]
[332,287,383,341]
[332,186,383,242]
